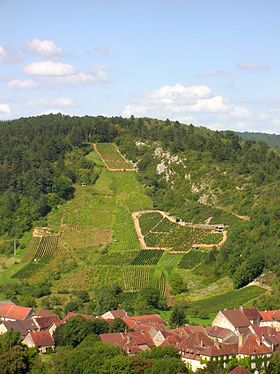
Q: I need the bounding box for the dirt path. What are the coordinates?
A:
[132,210,227,252]
[92,143,136,172]
[215,205,250,221]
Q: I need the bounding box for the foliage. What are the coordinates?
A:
[170,304,187,327]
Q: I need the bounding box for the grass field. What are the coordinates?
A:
[95,143,135,171]
[178,251,207,269]
[140,212,223,251]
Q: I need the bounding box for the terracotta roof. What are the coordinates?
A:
[241,308,261,321]
[239,335,272,355]
[1,319,37,337]
[0,304,33,321]
[33,316,61,330]
[207,326,233,339]
[259,310,277,321]
[273,310,280,321]
[108,309,127,318]
[122,314,165,331]
[33,309,58,318]
[63,312,94,322]
[29,331,54,347]
[100,331,154,354]
[230,366,251,374]
[222,309,250,328]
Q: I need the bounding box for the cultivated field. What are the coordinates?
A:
[94,143,135,171]
[137,211,224,251]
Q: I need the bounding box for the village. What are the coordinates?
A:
[0,301,279,373]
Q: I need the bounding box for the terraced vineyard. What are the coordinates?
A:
[139,212,223,251]
[13,235,59,279]
[178,250,207,269]
[95,143,135,171]
[131,250,164,265]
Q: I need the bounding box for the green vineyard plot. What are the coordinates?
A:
[178,251,207,269]
[138,211,224,252]
[95,143,135,171]
[131,250,164,265]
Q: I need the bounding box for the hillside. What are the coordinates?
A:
[0,114,279,320]
[236,131,280,150]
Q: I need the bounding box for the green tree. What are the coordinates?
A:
[170,304,186,327]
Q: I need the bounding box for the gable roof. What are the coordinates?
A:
[259,310,277,321]
[1,319,37,337]
[273,310,280,321]
[100,331,154,354]
[0,304,33,320]
[221,309,251,328]
[63,312,94,322]
[105,309,127,319]
[29,331,54,347]
[241,308,261,321]
[33,316,61,330]
[239,335,272,355]
[33,309,58,318]
[122,314,165,331]
[230,366,251,374]
[206,325,233,339]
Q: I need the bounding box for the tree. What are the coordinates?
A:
[170,304,186,327]
[145,358,188,374]
[109,318,127,333]
[95,285,118,315]
[267,352,280,373]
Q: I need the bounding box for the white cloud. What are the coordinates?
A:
[24,60,75,76]
[95,46,109,55]
[28,38,62,56]
[229,106,252,119]
[0,46,7,60]
[8,79,38,89]
[237,63,269,70]
[122,84,233,118]
[0,103,11,116]
[53,98,75,107]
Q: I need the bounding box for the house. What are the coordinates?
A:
[0,304,33,321]
[212,309,251,335]
[238,335,272,371]
[122,314,166,332]
[32,315,62,336]
[260,310,280,331]
[100,331,154,354]
[206,325,238,344]
[22,331,54,353]
[0,319,37,338]
[33,309,58,319]
[101,309,128,320]
[241,308,262,325]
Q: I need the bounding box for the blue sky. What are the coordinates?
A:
[1,0,280,133]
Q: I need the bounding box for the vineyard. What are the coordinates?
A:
[139,211,223,251]
[95,143,135,171]
[13,235,58,280]
[131,250,164,265]
[97,251,140,266]
[178,250,208,269]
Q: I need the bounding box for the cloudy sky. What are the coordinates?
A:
[1,0,280,133]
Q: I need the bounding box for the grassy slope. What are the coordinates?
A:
[0,145,268,319]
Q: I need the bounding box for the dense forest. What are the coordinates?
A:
[236,131,280,150]
[0,114,279,306]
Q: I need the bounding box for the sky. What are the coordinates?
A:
[0,0,280,133]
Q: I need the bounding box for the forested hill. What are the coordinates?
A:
[236,131,280,149]
[0,114,280,305]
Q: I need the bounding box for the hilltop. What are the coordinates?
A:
[0,114,279,322]
[236,131,280,150]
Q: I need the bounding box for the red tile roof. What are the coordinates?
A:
[63,312,94,322]
[222,309,250,328]
[273,310,280,321]
[109,309,127,318]
[0,304,33,321]
[207,325,233,339]
[122,314,165,331]
[30,331,54,347]
[239,335,272,355]
[230,366,251,374]
[33,316,61,330]
[241,308,261,321]
[100,331,154,354]
[1,319,37,337]
[259,310,277,321]
[33,309,58,318]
